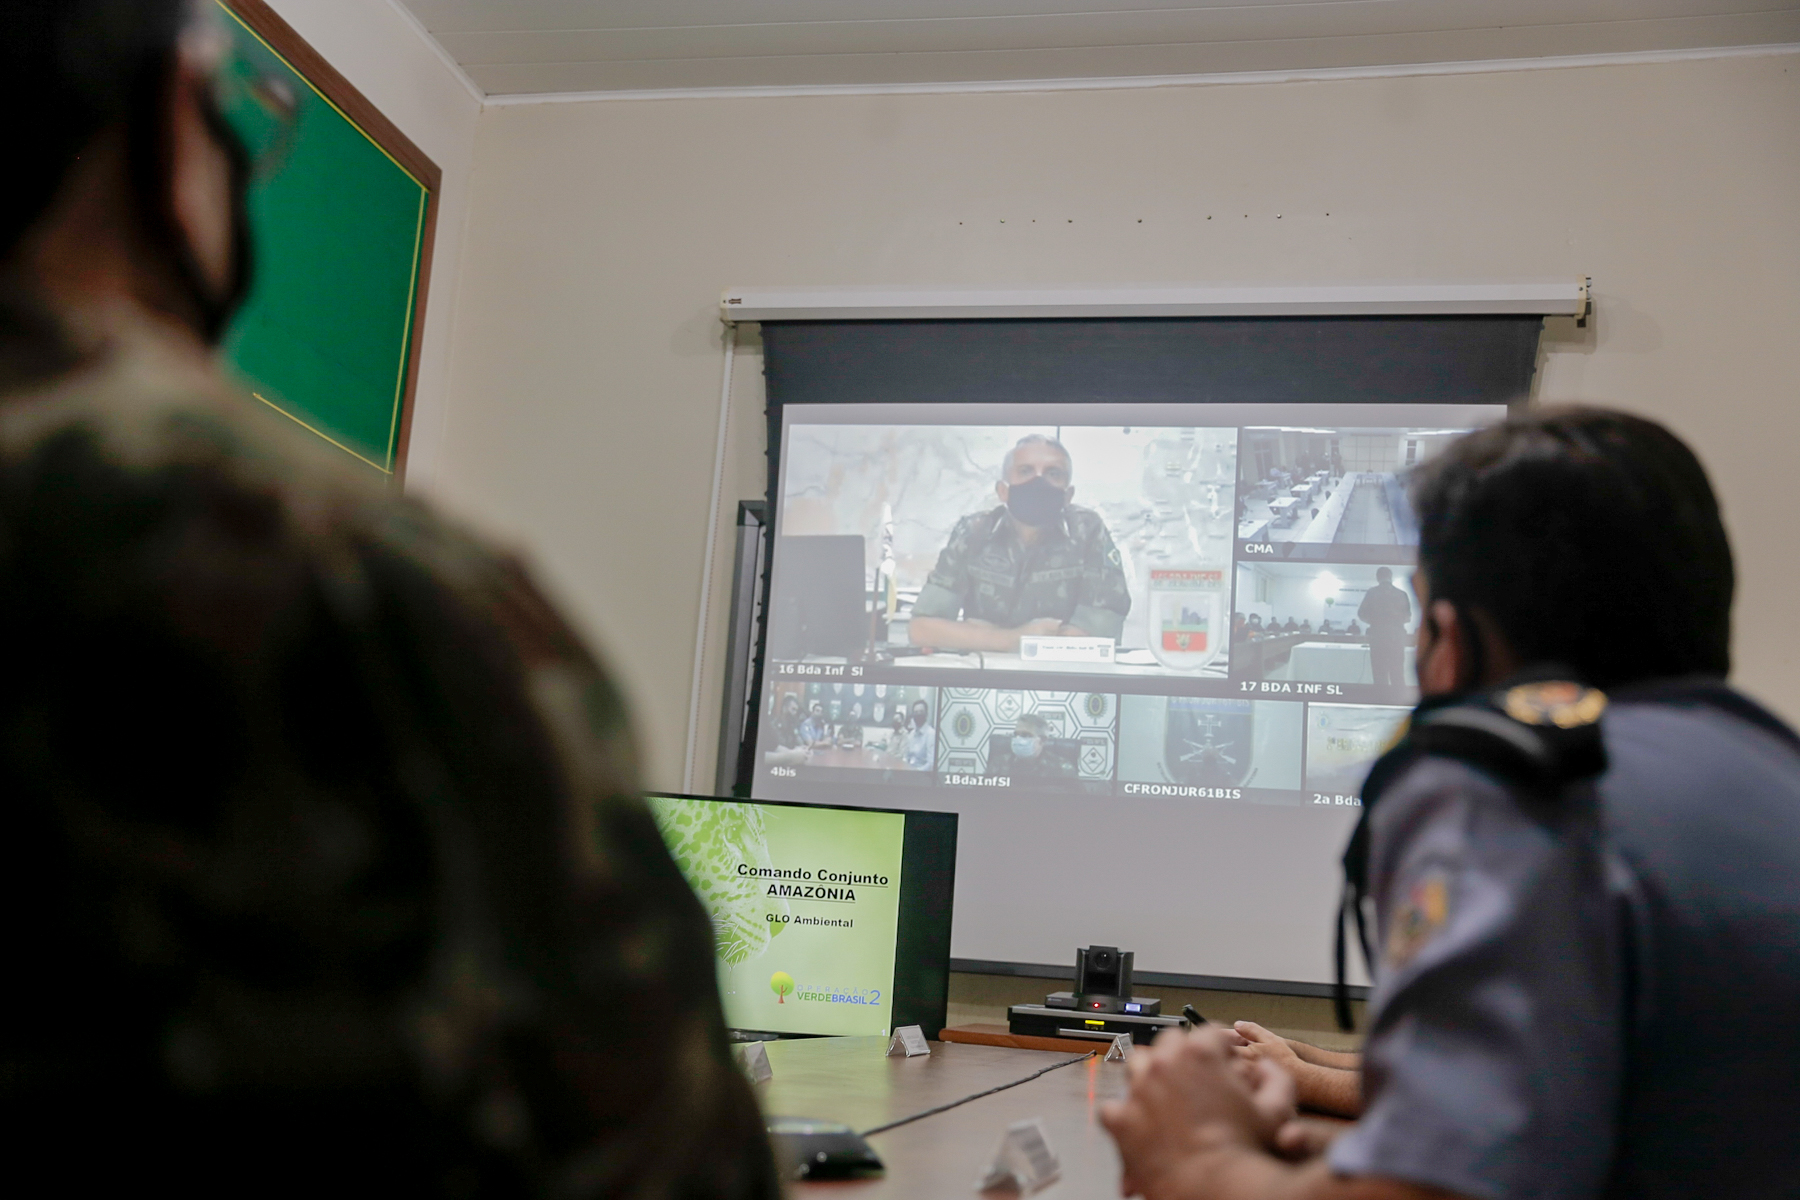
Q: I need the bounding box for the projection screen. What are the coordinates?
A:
[747,317,1537,990]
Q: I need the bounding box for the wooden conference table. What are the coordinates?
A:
[756,1035,1127,1197]
[803,745,915,771]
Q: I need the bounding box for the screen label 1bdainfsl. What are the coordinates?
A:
[648,795,907,1037]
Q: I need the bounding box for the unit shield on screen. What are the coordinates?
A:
[752,403,1502,811]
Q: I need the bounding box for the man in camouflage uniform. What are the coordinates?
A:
[0,3,776,1195]
[909,433,1131,653]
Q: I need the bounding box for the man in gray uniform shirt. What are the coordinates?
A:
[1101,407,1800,1199]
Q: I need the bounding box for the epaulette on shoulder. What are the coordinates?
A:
[1337,677,1607,1032]
[1395,679,1610,796]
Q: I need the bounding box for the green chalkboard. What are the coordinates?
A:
[215,0,437,477]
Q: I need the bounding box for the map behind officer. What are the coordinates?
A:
[1098,406,1800,1200]
[1357,566,1412,686]
[0,3,777,1194]
[909,433,1131,652]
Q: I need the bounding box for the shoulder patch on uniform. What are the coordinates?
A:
[1386,869,1451,969]
[1502,681,1607,729]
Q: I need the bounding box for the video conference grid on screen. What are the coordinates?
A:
[755,403,1502,810]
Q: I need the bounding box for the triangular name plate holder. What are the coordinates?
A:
[1104,1033,1132,1062]
[735,1040,773,1083]
[977,1118,1060,1194]
[886,1025,932,1057]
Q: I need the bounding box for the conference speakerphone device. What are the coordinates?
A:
[1044,990,1162,1016]
[1007,1003,1183,1045]
[1008,944,1182,1043]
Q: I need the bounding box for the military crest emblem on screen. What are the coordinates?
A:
[1148,568,1227,671]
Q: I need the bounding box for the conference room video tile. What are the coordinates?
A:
[1235,424,1474,559]
[774,422,1238,681]
[934,687,1117,793]
[1230,560,1419,702]
[1304,703,1412,806]
[1115,695,1306,805]
[759,680,938,785]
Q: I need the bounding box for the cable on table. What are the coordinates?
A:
[858,1051,1098,1137]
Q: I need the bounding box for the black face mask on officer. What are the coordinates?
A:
[1004,475,1069,528]
[130,61,257,344]
[4,2,256,345]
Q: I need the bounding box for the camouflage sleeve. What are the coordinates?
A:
[911,513,978,620]
[0,371,780,1200]
[1070,516,1130,641]
[375,510,781,1200]
[478,553,781,1200]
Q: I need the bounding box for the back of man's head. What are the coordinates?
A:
[3,0,184,257]
[4,0,253,351]
[1410,406,1732,690]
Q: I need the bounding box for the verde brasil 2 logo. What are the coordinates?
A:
[769,972,883,1006]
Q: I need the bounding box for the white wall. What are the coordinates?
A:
[263,0,480,487]
[435,51,1800,790]
[1267,576,1324,626]
[1338,434,1401,473]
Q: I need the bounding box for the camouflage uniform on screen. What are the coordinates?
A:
[912,504,1132,640]
[0,303,779,1198]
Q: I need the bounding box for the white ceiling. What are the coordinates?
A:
[397,0,1800,97]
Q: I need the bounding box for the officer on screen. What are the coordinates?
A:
[909,434,1131,653]
[1098,408,1800,1200]
[799,700,833,749]
[899,698,937,771]
[1357,566,1413,687]
[991,712,1077,780]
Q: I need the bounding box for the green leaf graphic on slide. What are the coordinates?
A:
[652,799,790,965]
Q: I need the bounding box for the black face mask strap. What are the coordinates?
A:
[1334,828,1375,1032]
[1423,600,1488,698]
[1334,883,1355,1031]
[126,50,254,344]
[1333,729,1424,1032]
[1461,607,1488,694]
[198,91,255,335]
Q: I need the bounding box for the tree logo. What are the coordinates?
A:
[770,971,795,1003]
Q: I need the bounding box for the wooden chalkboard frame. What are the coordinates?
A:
[221,0,441,481]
